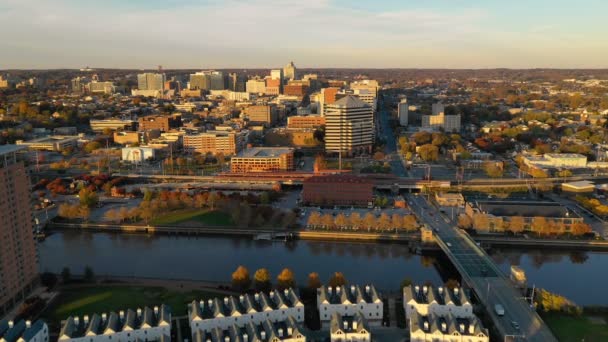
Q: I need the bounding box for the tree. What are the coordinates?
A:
[483,162,504,178]
[231,265,251,292]
[328,272,347,287]
[308,272,322,290]
[84,266,95,283]
[334,213,348,229]
[78,188,99,208]
[362,213,376,231]
[254,268,272,292]
[373,151,385,161]
[40,272,58,289]
[571,222,591,236]
[349,213,362,230]
[508,216,525,234]
[418,144,439,162]
[531,216,548,236]
[472,213,490,231]
[402,215,418,231]
[313,154,327,171]
[307,212,322,228]
[84,141,102,154]
[61,267,71,283]
[321,213,335,229]
[276,268,296,290]
[391,214,403,230]
[377,213,391,230]
[457,215,472,229]
[529,168,548,178]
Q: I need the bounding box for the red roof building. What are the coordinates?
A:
[302,174,374,206]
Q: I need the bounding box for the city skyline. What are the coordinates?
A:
[1,0,607,69]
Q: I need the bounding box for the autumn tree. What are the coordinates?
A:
[334,213,348,229]
[377,213,391,230]
[78,188,99,208]
[457,215,472,229]
[418,144,439,162]
[328,272,347,287]
[308,272,321,290]
[307,212,322,228]
[403,215,418,231]
[531,217,548,236]
[349,213,362,230]
[472,213,490,231]
[276,268,296,290]
[391,214,403,230]
[231,265,251,292]
[483,162,504,178]
[321,213,335,229]
[362,213,376,231]
[571,222,591,236]
[508,216,525,234]
[254,268,272,292]
[529,168,548,178]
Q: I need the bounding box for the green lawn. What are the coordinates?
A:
[150,209,233,226]
[43,286,224,324]
[544,313,608,342]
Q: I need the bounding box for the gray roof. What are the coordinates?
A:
[0,144,26,157]
[475,200,579,219]
[332,95,369,108]
[237,147,294,158]
[22,320,46,341]
[330,312,370,335]
[0,320,26,342]
[318,285,380,305]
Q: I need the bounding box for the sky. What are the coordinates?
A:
[0,0,607,69]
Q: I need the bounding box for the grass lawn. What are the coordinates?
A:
[150,209,233,226]
[43,286,224,324]
[543,313,608,342]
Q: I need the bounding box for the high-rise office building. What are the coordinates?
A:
[324,96,374,154]
[421,112,461,132]
[0,145,38,316]
[318,87,340,116]
[227,72,247,92]
[283,61,297,81]
[70,77,87,94]
[246,77,266,94]
[270,69,284,93]
[189,71,225,91]
[0,75,9,89]
[137,73,166,91]
[398,98,409,126]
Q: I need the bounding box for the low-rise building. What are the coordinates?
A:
[522,153,587,169]
[244,105,278,126]
[403,285,473,319]
[114,130,161,145]
[230,147,294,173]
[183,131,247,156]
[329,312,371,342]
[90,119,136,132]
[435,193,465,207]
[421,113,461,132]
[409,312,489,342]
[317,285,383,327]
[16,136,79,152]
[287,116,325,129]
[302,175,374,207]
[192,316,308,342]
[0,319,48,342]
[58,305,171,342]
[188,289,304,335]
[121,147,156,163]
[138,115,182,132]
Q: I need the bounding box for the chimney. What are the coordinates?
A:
[26,320,31,329]
[200,300,205,309]
[438,287,444,295]
[261,330,266,340]
[154,306,159,315]
[278,328,283,337]
[329,286,333,295]
[243,333,248,342]
[284,289,289,297]
[224,297,229,306]
[224,337,229,342]
[102,313,107,322]
[287,327,293,336]
[239,295,245,304]
[343,321,348,330]
[119,311,125,320]
[208,299,213,308]
[8,321,13,329]
[269,291,275,298]
[254,293,260,302]
[423,286,428,294]
[83,315,89,325]
[350,285,356,295]
[136,308,142,318]
[74,317,80,326]
[459,323,465,333]
[353,321,358,330]
[423,321,429,331]
[441,322,447,332]
[365,285,371,294]
[469,324,475,334]
[336,287,341,294]
[454,287,460,296]
[415,285,420,294]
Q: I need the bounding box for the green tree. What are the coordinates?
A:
[276,268,296,290]
[83,266,95,283]
[231,265,251,292]
[61,267,71,283]
[254,268,272,292]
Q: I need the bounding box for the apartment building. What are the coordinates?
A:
[244,105,278,126]
[0,319,48,342]
[137,73,166,91]
[183,131,247,155]
[188,289,304,335]
[58,305,171,342]
[403,285,473,319]
[230,147,294,173]
[192,316,308,342]
[329,312,371,342]
[317,285,383,327]
[90,119,136,132]
[246,78,266,94]
[421,113,461,132]
[0,146,38,316]
[287,116,325,129]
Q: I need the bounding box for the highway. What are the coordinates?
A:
[407,194,557,341]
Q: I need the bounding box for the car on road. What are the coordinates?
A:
[494,304,505,316]
[511,321,520,330]
[446,242,452,247]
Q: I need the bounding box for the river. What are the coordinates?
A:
[38,231,608,305]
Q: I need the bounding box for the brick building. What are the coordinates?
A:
[287,115,325,129]
[302,175,374,206]
[244,105,278,126]
[183,131,247,155]
[284,84,309,97]
[138,114,182,132]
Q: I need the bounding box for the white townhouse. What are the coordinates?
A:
[329,312,371,342]
[409,312,489,342]
[403,285,473,319]
[189,289,304,337]
[0,320,49,342]
[192,316,308,342]
[317,285,383,327]
[58,305,171,342]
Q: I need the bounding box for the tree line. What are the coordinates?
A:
[231,265,349,293]
[307,212,419,231]
[458,213,592,236]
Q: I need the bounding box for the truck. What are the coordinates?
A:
[495,304,505,316]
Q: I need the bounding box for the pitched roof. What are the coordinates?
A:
[332,95,369,108]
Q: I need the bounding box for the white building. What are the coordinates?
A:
[398,98,409,126]
[421,113,461,132]
[329,312,371,342]
[522,153,588,169]
[246,78,267,95]
[58,305,171,342]
[432,102,445,116]
[317,285,383,327]
[409,312,489,342]
[283,62,297,81]
[189,289,304,337]
[137,73,166,91]
[403,285,473,319]
[16,136,79,152]
[88,81,115,94]
[192,316,308,342]
[0,319,49,342]
[121,147,156,163]
[324,96,374,155]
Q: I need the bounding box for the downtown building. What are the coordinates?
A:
[183,130,247,156]
[230,147,294,173]
[138,114,183,132]
[189,71,225,91]
[137,73,166,91]
[0,145,38,316]
[324,96,374,155]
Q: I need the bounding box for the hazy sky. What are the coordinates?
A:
[1,0,607,69]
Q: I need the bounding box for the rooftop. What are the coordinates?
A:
[237,147,294,158]
[305,174,373,185]
[475,200,580,219]
[331,95,369,108]
[0,144,27,157]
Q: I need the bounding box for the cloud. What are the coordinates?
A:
[0,0,605,68]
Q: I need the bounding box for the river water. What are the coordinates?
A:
[38,231,608,305]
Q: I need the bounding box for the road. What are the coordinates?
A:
[407,194,557,342]
[377,97,407,177]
